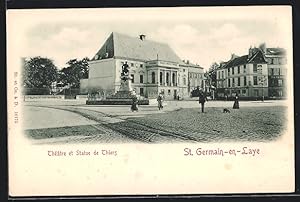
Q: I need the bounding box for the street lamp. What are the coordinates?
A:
[258,66,267,102]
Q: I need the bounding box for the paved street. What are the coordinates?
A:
[23,99,288,144]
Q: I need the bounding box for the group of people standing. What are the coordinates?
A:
[131,88,240,113]
[131,91,165,112]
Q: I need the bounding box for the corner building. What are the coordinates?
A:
[216,49,269,99]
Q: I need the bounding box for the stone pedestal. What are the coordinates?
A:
[86,75,149,105]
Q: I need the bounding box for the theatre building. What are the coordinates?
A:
[85,32,205,99]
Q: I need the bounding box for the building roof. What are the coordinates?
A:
[222,49,267,69]
[92,32,185,64]
[265,48,286,56]
[223,55,248,69]
[180,60,204,69]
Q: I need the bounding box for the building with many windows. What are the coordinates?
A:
[262,45,287,98]
[182,60,206,95]
[85,32,205,99]
[216,44,287,99]
[216,48,269,99]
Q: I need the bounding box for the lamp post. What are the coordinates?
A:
[258,66,267,102]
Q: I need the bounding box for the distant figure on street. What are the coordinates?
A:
[131,91,139,112]
[198,89,207,113]
[233,93,240,109]
[157,93,164,110]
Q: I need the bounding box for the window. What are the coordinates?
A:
[232,67,234,75]
[232,77,235,85]
[172,73,176,84]
[228,78,231,87]
[238,66,240,74]
[140,75,143,83]
[140,64,143,68]
[166,73,169,85]
[183,69,186,72]
[279,68,281,75]
[242,89,246,94]
[253,64,257,73]
[228,68,230,76]
[244,76,247,86]
[168,89,171,95]
[140,88,144,96]
[271,68,274,75]
[183,78,186,85]
[268,58,272,64]
[238,77,240,86]
[253,76,258,85]
[278,79,283,86]
[131,63,134,67]
[273,58,279,65]
[244,65,246,73]
[131,74,134,83]
[222,71,224,79]
[160,72,163,84]
[151,72,155,84]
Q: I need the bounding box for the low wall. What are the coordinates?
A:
[76,95,88,99]
[24,95,65,100]
[86,99,149,105]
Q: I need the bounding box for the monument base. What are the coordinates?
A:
[86,92,149,105]
[86,75,149,105]
[86,99,149,105]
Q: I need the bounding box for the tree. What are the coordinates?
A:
[23,57,58,88]
[205,62,219,88]
[59,57,89,88]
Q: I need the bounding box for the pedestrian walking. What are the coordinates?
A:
[233,93,240,109]
[131,91,139,112]
[157,93,164,110]
[199,90,207,113]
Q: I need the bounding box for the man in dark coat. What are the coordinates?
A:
[199,90,207,113]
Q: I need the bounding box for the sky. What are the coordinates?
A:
[8,6,292,71]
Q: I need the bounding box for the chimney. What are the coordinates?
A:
[259,43,267,53]
[231,54,238,60]
[248,46,253,58]
[186,60,190,64]
[139,34,146,41]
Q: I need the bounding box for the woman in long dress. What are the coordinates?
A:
[157,93,164,110]
[131,91,139,112]
[233,93,239,109]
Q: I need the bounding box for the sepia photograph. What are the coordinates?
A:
[7,6,294,196]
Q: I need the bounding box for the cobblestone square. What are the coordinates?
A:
[24,100,288,144]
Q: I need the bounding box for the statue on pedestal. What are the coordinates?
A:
[121,61,130,81]
[119,61,133,92]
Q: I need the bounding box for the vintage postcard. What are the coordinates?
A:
[7,6,294,196]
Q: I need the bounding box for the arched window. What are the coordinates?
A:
[152,72,155,84]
